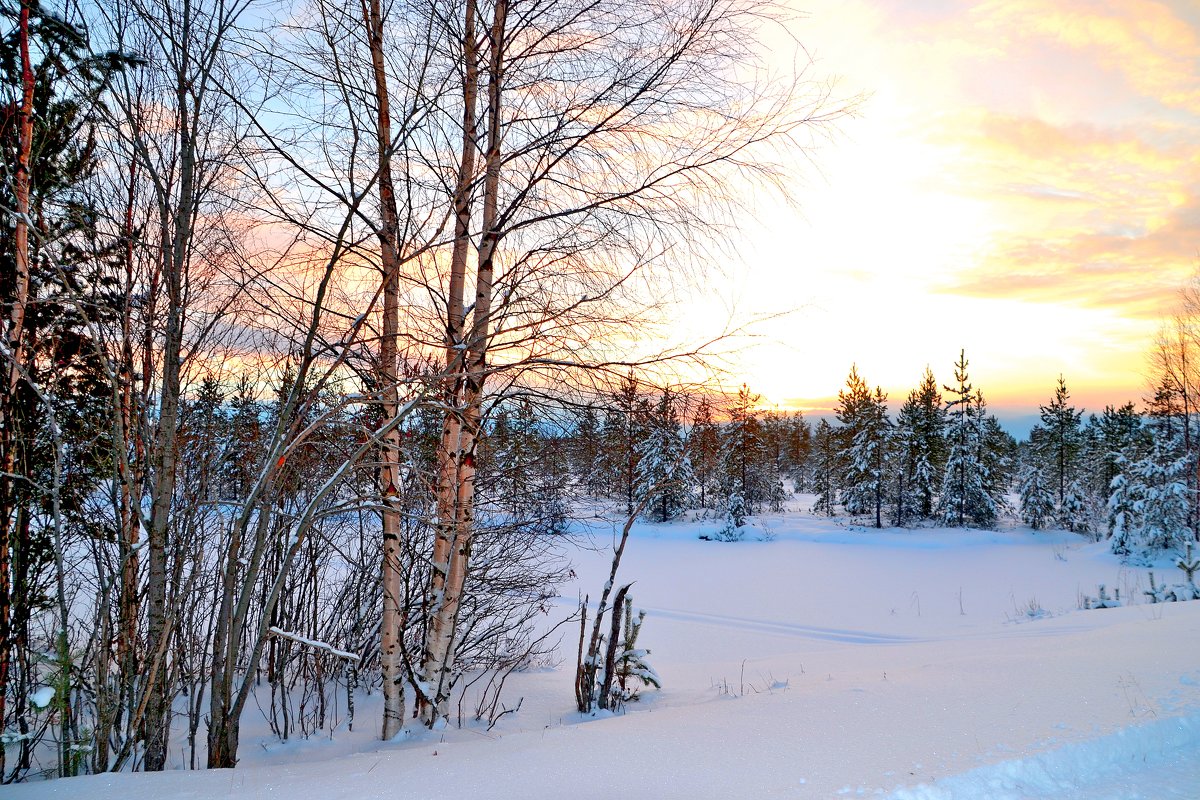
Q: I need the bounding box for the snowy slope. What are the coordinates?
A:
[12,509,1200,799]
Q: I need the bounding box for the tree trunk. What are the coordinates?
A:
[363,0,407,740]
[116,151,143,759]
[0,0,36,774]
[422,0,509,726]
[422,0,479,724]
[598,583,632,710]
[144,31,199,765]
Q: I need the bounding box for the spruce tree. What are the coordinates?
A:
[715,493,747,541]
[225,375,264,495]
[1084,404,1146,503]
[1018,465,1055,530]
[1107,463,1135,553]
[811,419,839,516]
[978,399,1017,507]
[843,386,891,528]
[1113,433,1191,556]
[1,14,136,756]
[635,389,694,522]
[1058,479,1090,534]
[893,367,946,526]
[835,366,873,516]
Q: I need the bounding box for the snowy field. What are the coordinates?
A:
[14,501,1200,799]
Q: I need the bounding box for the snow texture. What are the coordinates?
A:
[8,500,1199,799]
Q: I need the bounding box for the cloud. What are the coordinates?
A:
[941,193,1200,317]
[967,0,1200,114]
[921,106,1200,317]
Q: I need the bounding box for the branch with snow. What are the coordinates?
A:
[268,627,361,662]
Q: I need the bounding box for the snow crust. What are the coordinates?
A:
[9,502,1199,798]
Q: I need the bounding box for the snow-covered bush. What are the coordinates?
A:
[1143,544,1200,604]
[610,597,661,707]
[713,494,747,541]
[1080,584,1121,609]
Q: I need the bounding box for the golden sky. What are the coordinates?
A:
[711,0,1200,423]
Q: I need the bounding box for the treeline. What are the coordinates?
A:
[555,351,1200,563]
[569,378,808,523]
[1016,370,1199,559]
[552,353,1016,532]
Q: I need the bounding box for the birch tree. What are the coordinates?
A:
[93,0,262,768]
[416,0,845,725]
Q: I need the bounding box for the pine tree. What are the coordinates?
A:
[762,410,791,493]
[635,389,694,522]
[599,373,649,515]
[720,384,782,514]
[1039,376,1084,508]
[489,400,568,534]
[782,411,812,485]
[687,397,722,510]
[571,406,605,496]
[938,351,997,528]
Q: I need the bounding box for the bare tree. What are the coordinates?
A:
[416,0,848,726]
[0,0,849,777]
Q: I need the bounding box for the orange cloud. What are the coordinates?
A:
[930,110,1200,317]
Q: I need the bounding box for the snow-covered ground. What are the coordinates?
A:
[14,502,1200,798]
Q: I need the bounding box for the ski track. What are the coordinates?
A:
[636,605,926,645]
[559,596,1098,646]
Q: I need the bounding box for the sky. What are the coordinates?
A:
[710,0,1200,431]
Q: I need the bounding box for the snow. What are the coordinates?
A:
[9,501,1200,798]
[28,687,55,711]
[267,627,361,662]
[885,714,1200,799]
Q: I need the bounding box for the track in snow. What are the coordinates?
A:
[639,605,925,645]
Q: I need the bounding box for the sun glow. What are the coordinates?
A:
[699,0,1199,421]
